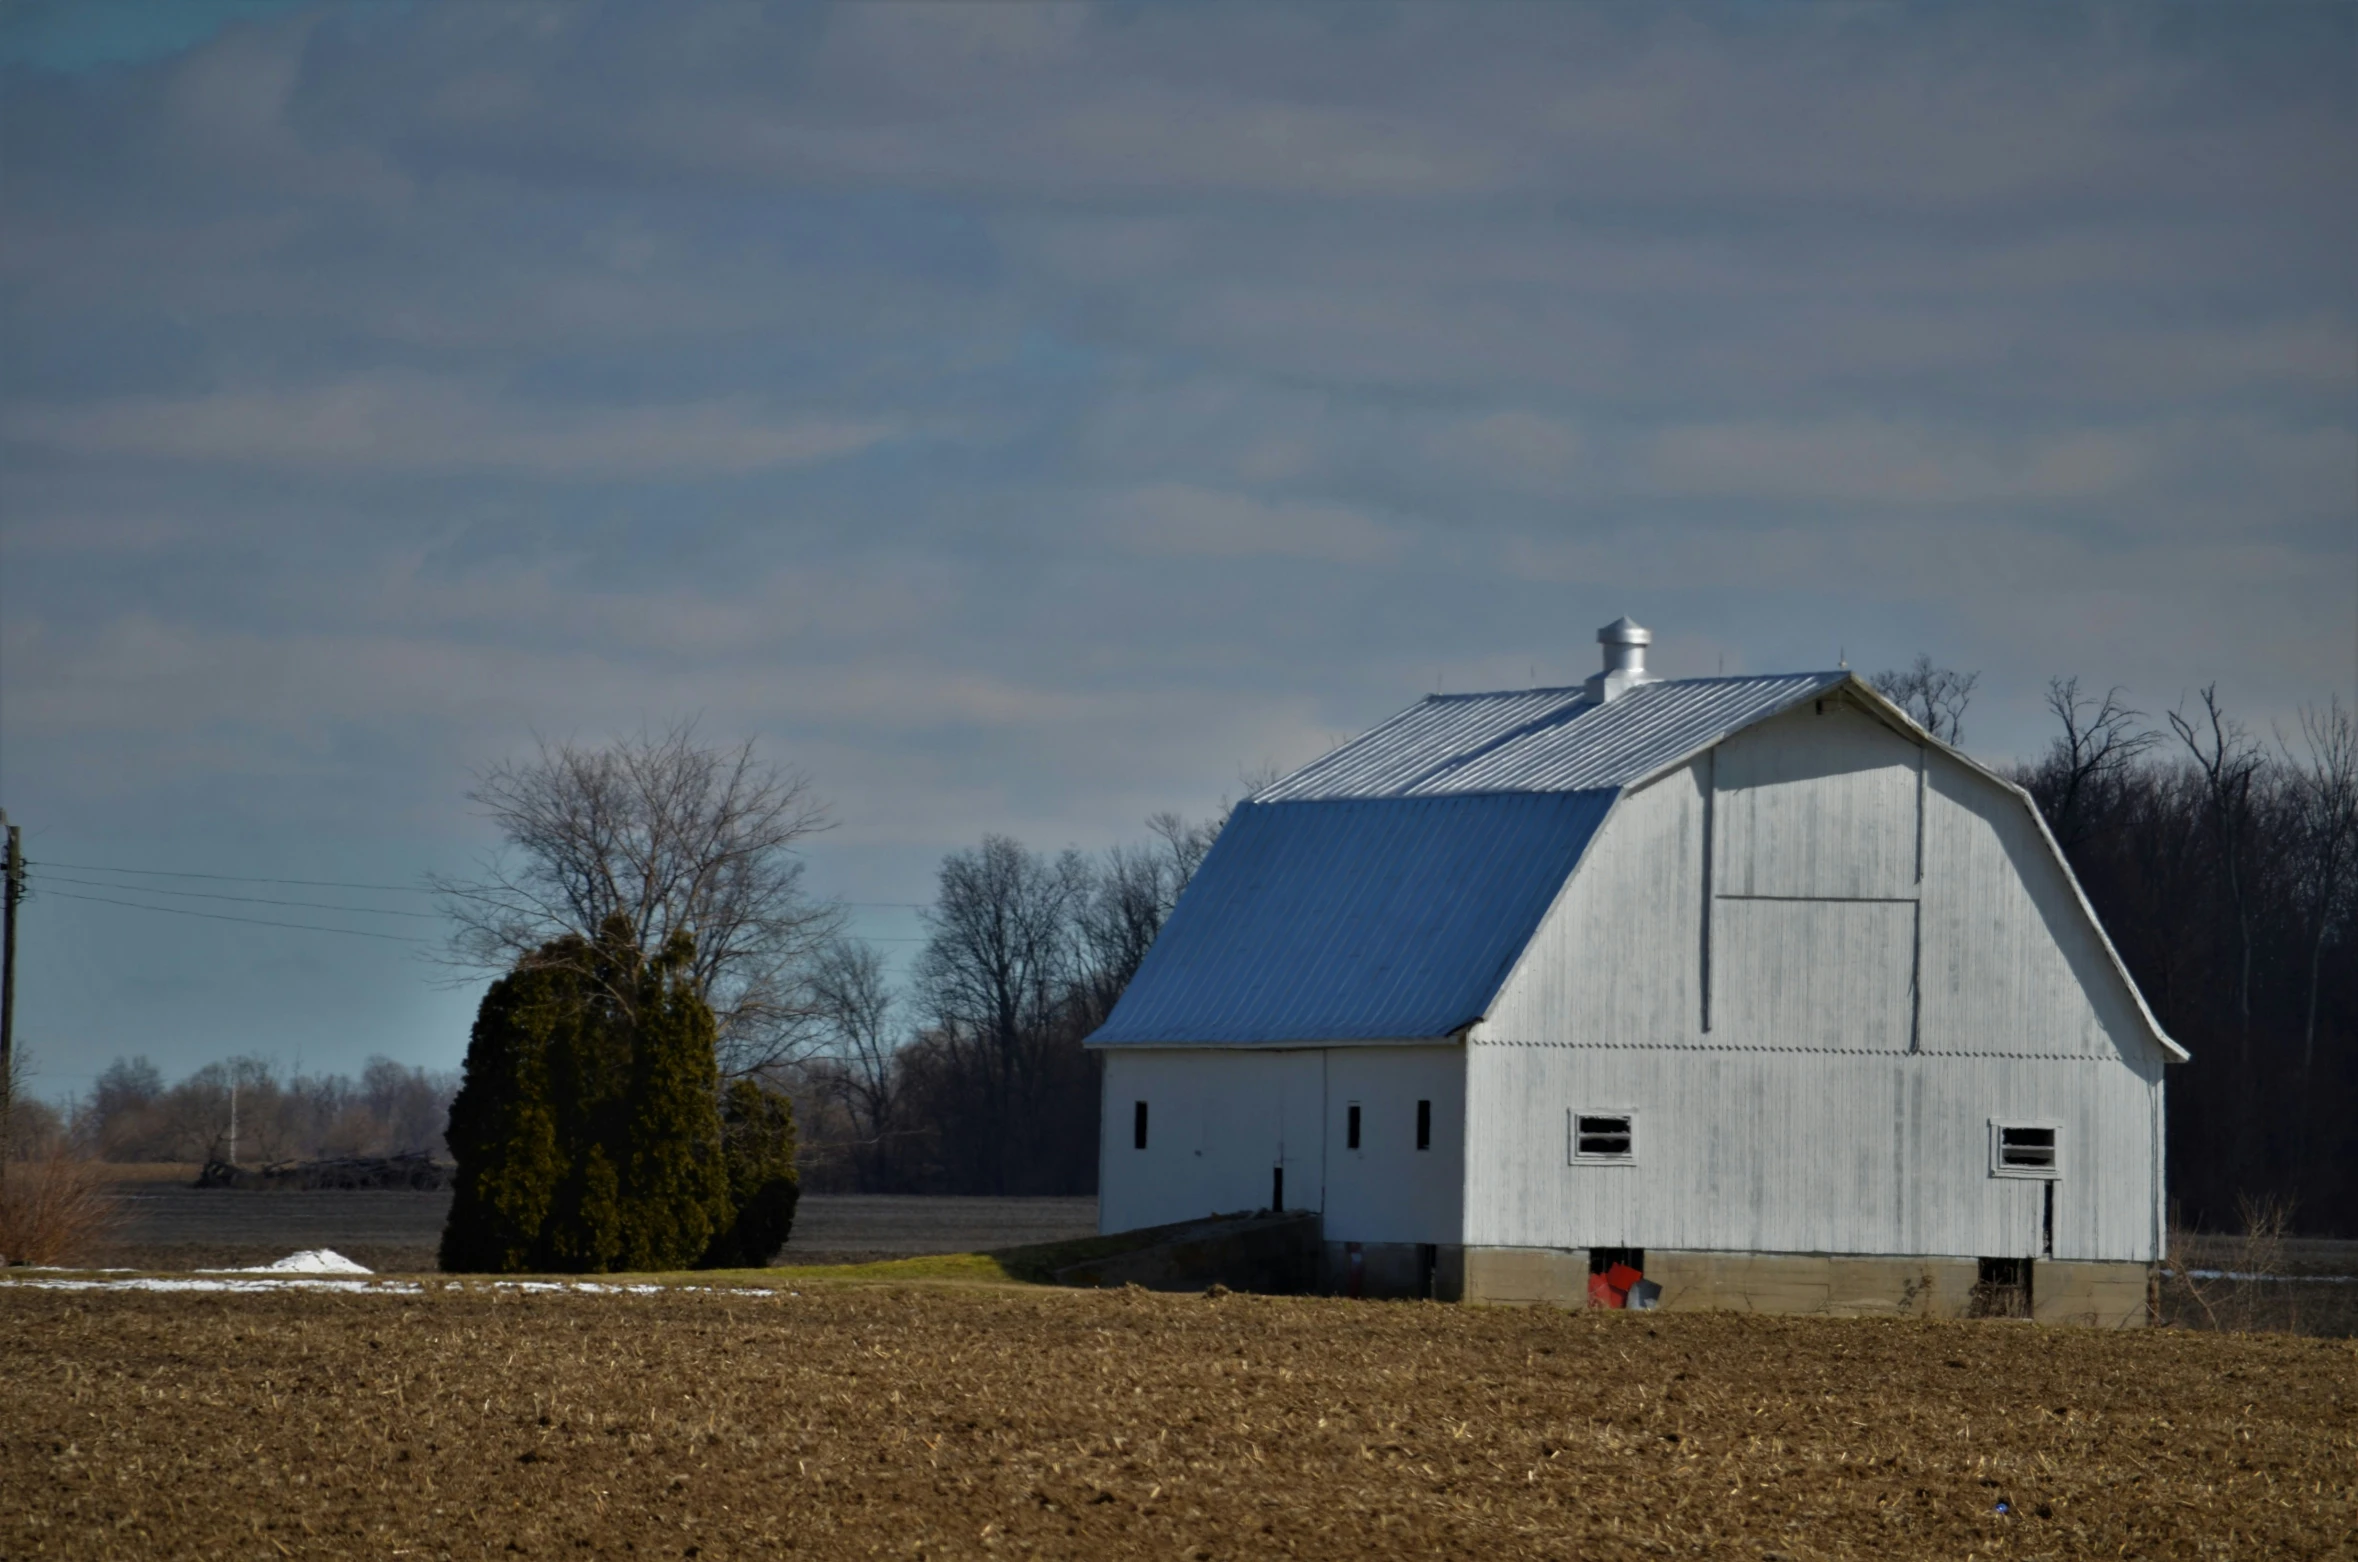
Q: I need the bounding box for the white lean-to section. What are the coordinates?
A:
[1098,1048,1325,1231]
[1468,696,2168,1263]
[1097,1044,1464,1245]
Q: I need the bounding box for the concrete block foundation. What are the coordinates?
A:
[2032,1260,2156,1329]
[1449,1246,2151,1324]
[1320,1241,1466,1301]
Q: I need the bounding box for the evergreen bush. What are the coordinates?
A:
[442,922,787,1274]
[703,1079,801,1268]
[439,958,569,1273]
[616,935,734,1270]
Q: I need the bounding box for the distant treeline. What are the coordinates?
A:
[19,1055,459,1165]
[788,813,1217,1198]
[2009,683,2355,1235]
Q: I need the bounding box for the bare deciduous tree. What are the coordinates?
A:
[915,835,1092,1194]
[429,723,842,1076]
[1075,812,1220,1018]
[2285,698,2358,1078]
[2170,686,2265,1047]
[2025,678,2157,851]
[1871,653,1980,745]
[806,937,902,1186]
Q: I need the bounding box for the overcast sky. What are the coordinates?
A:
[2,1,2352,1098]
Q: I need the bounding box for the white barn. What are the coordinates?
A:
[1087,620,2180,1326]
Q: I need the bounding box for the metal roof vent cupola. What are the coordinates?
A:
[1583,616,1654,704]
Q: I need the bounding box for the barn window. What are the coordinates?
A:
[1416,1099,1432,1151]
[1133,1101,1149,1150]
[1991,1121,2060,1179]
[1347,1102,1362,1151]
[1571,1111,1637,1163]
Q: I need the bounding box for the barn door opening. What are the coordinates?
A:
[1970,1257,2032,1318]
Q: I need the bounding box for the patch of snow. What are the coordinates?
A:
[9,1277,423,1295]
[197,1249,373,1275]
[0,1272,788,1299]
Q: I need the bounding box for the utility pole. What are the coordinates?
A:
[1,810,20,1185]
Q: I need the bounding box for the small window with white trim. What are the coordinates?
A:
[1570,1110,1637,1164]
[1991,1120,2060,1179]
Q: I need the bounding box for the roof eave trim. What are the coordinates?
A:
[1082,1031,1473,1050]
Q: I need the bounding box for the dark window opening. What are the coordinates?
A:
[1588,1246,1645,1276]
[1574,1112,1635,1161]
[1416,1099,1432,1151]
[1271,1164,1285,1212]
[1346,1103,1361,1151]
[2042,1181,2055,1258]
[1998,1124,2057,1172]
[1132,1100,1148,1150]
[1970,1256,2033,1319]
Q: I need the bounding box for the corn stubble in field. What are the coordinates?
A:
[2,1285,2350,1559]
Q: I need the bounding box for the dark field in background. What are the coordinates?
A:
[3,1285,2351,1560]
[92,1169,1099,1273]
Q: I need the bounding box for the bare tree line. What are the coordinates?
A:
[18,1054,458,1165]
[790,814,1221,1196]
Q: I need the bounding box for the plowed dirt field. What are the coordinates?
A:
[2,1281,2350,1559]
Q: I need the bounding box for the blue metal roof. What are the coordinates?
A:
[1088,790,1616,1046]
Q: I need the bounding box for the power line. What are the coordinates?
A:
[43,884,913,944]
[29,859,435,894]
[34,873,446,920]
[38,862,928,910]
[39,889,435,944]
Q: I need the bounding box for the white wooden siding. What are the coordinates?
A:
[1099,1046,1466,1243]
[1481,762,1704,1047]
[1917,748,2152,1060]
[1321,1046,1465,1246]
[1715,700,1921,898]
[1472,694,2167,1262]
[1463,1048,2160,1260]
[1098,1048,1326,1233]
[1714,898,1915,1052]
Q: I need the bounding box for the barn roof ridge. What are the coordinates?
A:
[1255,669,1849,802]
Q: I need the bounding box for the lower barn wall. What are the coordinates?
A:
[1456,1247,2152,1327]
[1464,1046,2164,1262]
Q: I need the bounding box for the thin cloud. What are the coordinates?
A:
[1106,484,1408,565]
[3,378,903,478]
